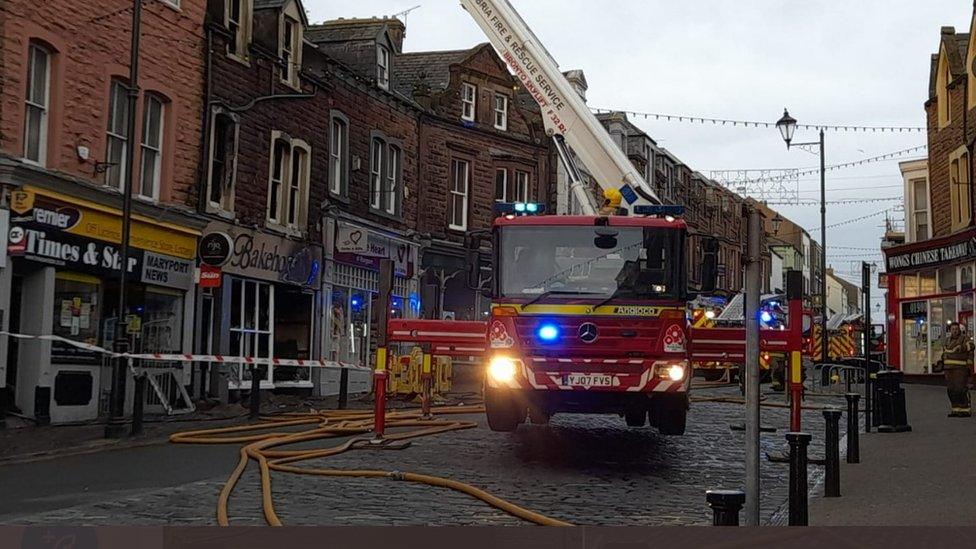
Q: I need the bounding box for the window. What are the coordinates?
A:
[226,0,252,59]
[937,48,952,129]
[24,42,51,165]
[493,93,508,130]
[161,0,180,8]
[229,278,273,388]
[461,83,476,122]
[911,178,929,241]
[494,168,507,202]
[269,138,288,224]
[207,110,239,212]
[369,138,383,210]
[369,135,402,215]
[385,145,401,215]
[105,79,129,189]
[329,113,348,196]
[267,134,310,230]
[950,147,972,232]
[138,94,164,200]
[514,170,529,202]
[280,17,301,86]
[450,159,470,231]
[376,45,390,90]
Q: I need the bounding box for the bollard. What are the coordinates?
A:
[131,374,147,437]
[823,410,842,498]
[706,490,745,526]
[845,393,860,463]
[249,366,261,420]
[786,432,812,526]
[338,367,349,410]
[372,346,389,440]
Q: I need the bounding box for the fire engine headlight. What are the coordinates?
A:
[488,356,517,383]
[667,364,686,381]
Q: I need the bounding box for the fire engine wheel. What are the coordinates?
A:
[624,406,647,427]
[652,395,688,436]
[484,388,525,432]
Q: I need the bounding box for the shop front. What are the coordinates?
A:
[4,186,199,423]
[322,218,420,394]
[196,221,322,393]
[420,240,490,321]
[884,229,976,375]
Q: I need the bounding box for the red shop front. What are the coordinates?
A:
[883,228,976,375]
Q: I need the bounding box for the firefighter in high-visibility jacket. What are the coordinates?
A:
[941,322,973,417]
[598,188,623,216]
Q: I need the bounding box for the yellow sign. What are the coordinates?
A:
[125,314,142,335]
[21,187,198,259]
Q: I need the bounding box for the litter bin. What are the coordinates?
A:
[876,370,911,433]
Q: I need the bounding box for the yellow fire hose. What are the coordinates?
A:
[170,406,571,527]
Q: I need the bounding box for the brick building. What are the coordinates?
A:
[883,17,976,375]
[0,0,209,423]
[395,43,550,320]
[199,5,424,396]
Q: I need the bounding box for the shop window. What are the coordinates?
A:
[900,274,919,298]
[229,279,272,386]
[138,93,166,200]
[105,78,129,189]
[938,266,957,294]
[136,287,184,355]
[24,41,52,166]
[207,109,239,213]
[900,301,928,375]
[51,273,101,365]
[461,83,476,122]
[919,270,937,296]
[450,159,470,231]
[272,286,312,385]
[962,264,974,292]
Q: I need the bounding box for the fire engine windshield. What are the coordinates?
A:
[497,226,685,301]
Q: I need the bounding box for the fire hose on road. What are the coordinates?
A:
[169,406,572,527]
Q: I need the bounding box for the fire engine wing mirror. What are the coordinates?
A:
[699,237,719,293]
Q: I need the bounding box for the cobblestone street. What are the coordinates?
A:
[3,386,841,526]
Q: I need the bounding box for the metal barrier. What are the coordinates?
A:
[810,363,864,396]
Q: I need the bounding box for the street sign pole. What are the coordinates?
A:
[744,205,763,526]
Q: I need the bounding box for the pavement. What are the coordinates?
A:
[0,382,843,526]
[809,383,976,526]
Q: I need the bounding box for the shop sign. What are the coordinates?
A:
[10,187,197,259]
[204,223,322,288]
[199,264,222,288]
[902,300,927,319]
[8,220,194,290]
[885,235,976,273]
[199,232,233,266]
[334,222,415,277]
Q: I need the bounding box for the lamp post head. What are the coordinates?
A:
[776,108,797,148]
[771,212,784,235]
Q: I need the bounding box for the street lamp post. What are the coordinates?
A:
[105,0,142,439]
[777,109,828,365]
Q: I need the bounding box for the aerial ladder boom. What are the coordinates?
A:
[460,0,662,213]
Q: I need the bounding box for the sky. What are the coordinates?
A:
[306,0,975,307]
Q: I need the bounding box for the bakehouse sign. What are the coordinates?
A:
[885,237,976,273]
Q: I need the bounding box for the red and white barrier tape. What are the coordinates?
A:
[0,331,370,371]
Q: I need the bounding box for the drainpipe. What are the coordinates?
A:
[197,25,214,215]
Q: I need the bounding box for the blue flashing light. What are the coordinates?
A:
[495,202,547,216]
[633,205,686,217]
[536,323,561,343]
[760,311,774,323]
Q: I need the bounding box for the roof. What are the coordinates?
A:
[394,48,476,95]
[306,18,403,44]
[929,27,970,98]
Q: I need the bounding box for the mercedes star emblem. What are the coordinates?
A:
[578,322,599,344]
